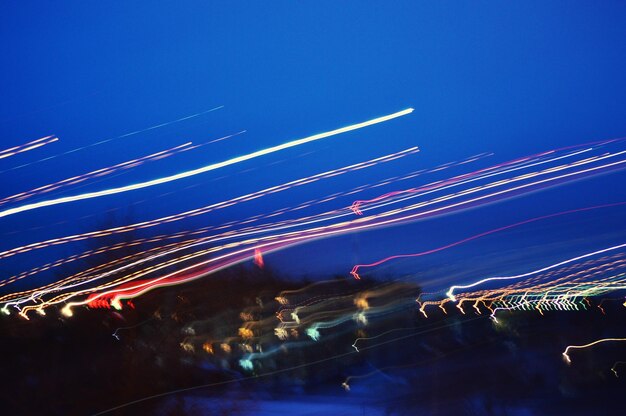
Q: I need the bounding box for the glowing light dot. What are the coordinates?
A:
[307,327,320,341]
[61,306,73,317]
[239,359,253,370]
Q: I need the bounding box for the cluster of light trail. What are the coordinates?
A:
[0,146,421,299]
[3,136,626,319]
[3,109,626,340]
[0,142,193,206]
[15,107,626,413]
[0,105,224,174]
[411,245,626,324]
[0,109,413,219]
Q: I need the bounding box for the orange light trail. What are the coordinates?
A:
[0,147,420,262]
[1,147,423,310]
[4,136,626,317]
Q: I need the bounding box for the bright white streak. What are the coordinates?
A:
[0,108,414,219]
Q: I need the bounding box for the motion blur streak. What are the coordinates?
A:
[417,250,626,319]
[0,142,193,206]
[0,108,414,218]
[0,147,424,309]
[351,202,626,279]
[0,146,420,261]
[446,244,626,301]
[5,136,626,317]
[0,135,58,160]
[562,338,626,364]
[0,105,224,174]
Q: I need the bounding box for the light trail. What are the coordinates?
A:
[7,144,605,267]
[5,135,626,316]
[611,361,626,377]
[0,142,193,206]
[5,139,618,276]
[446,244,626,301]
[350,145,595,215]
[350,145,607,217]
[1,147,424,311]
[0,106,224,174]
[342,364,407,391]
[351,202,626,279]
[351,327,416,352]
[0,146,420,261]
[10,153,626,314]
[8,171,623,315]
[111,317,155,341]
[562,337,626,364]
[0,108,414,219]
[0,135,58,160]
[418,253,626,318]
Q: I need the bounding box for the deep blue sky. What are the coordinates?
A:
[1,1,626,285]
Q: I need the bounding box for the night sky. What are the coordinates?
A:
[2,2,626,415]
